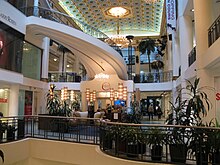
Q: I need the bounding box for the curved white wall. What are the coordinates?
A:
[25,17,128,81]
[0,138,169,165]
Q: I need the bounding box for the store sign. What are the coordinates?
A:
[0,98,8,103]
[166,0,176,33]
[0,13,16,26]
[216,93,220,100]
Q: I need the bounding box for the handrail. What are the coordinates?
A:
[19,6,118,47]
[1,115,220,164]
[188,46,196,67]
[208,14,220,46]
[134,70,173,83]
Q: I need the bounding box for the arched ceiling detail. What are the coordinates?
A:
[26,16,128,80]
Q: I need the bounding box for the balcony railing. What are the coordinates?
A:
[188,46,196,67]
[1,116,220,164]
[20,6,117,46]
[48,72,82,82]
[134,70,173,83]
[208,14,220,47]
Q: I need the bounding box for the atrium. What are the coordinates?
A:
[0,0,220,164]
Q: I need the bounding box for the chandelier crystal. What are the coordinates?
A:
[105,7,129,47]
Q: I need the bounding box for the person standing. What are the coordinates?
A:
[156,103,162,120]
[148,103,154,120]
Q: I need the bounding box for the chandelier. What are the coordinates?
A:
[145,0,160,3]
[104,7,129,47]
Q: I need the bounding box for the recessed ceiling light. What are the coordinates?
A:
[191,9,194,12]
[53,58,57,61]
[67,64,70,68]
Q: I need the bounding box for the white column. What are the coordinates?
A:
[127,92,132,107]
[135,47,140,75]
[74,56,80,73]
[81,91,87,112]
[179,15,193,75]
[194,0,212,60]
[59,52,67,73]
[33,0,39,16]
[193,0,214,123]
[41,37,50,81]
[37,89,47,114]
[172,34,180,77]
[8,85,19,116]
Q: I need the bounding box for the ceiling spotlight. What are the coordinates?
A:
[53,58,57,62]
[67,64,70,68]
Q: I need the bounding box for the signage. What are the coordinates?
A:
[216,93,220,100]
[0,98,7,103]
[166,0,176,33]
[0,13,16,26]
[102,82,110,91]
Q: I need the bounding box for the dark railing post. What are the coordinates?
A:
[208,14,220,47]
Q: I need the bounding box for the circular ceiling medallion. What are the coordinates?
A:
[104,6,132,18]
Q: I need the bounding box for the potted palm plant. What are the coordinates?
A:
[138,38,156,82]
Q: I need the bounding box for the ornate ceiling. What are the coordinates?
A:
[57,0,165,37]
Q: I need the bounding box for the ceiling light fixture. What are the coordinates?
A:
[105,7,129,47]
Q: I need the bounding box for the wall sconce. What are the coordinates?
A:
[93,90,96,102]
[114,90,118,101]
[86,88,90,101]
[110,88,114,101]
[61,87,68,101]
[89,92,93,102]
[122,86,127,101]
[118,83,123,100]
[70,90,75,102]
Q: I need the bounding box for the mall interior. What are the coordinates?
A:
[0,0,220,164]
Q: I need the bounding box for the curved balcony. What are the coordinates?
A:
[134,70,173,83]
[1,116,220,164]
[48,72,82,82]
[20,6,119,48]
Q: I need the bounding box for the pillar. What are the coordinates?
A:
[59,52,67,73]
[81,91,87,112]
[33,0,39,16]
[8,84,19,116]
[193,0,214,122]
[41,37,50,82]
[74,56,80,73]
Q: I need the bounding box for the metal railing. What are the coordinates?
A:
[0,115,100,144]
[188,46,196,67]
[208,14,220,47]
[1,116,220,164]
[134,70,173,83]
[100,121,220,165]
[19,6,117,46]
[48,72,82,82]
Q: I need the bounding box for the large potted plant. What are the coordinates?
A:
[39,84,71,131]
[167,78,213,164]
[145,127,166,161]
[138,38,156,74]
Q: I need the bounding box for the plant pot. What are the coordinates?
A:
[212,150,220,165]
[151,145,163,161]
[127,142,146,157]
[17,119,25,139]
[38,114,52,130]
[169,144,187,163]
[196,151,208,165]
